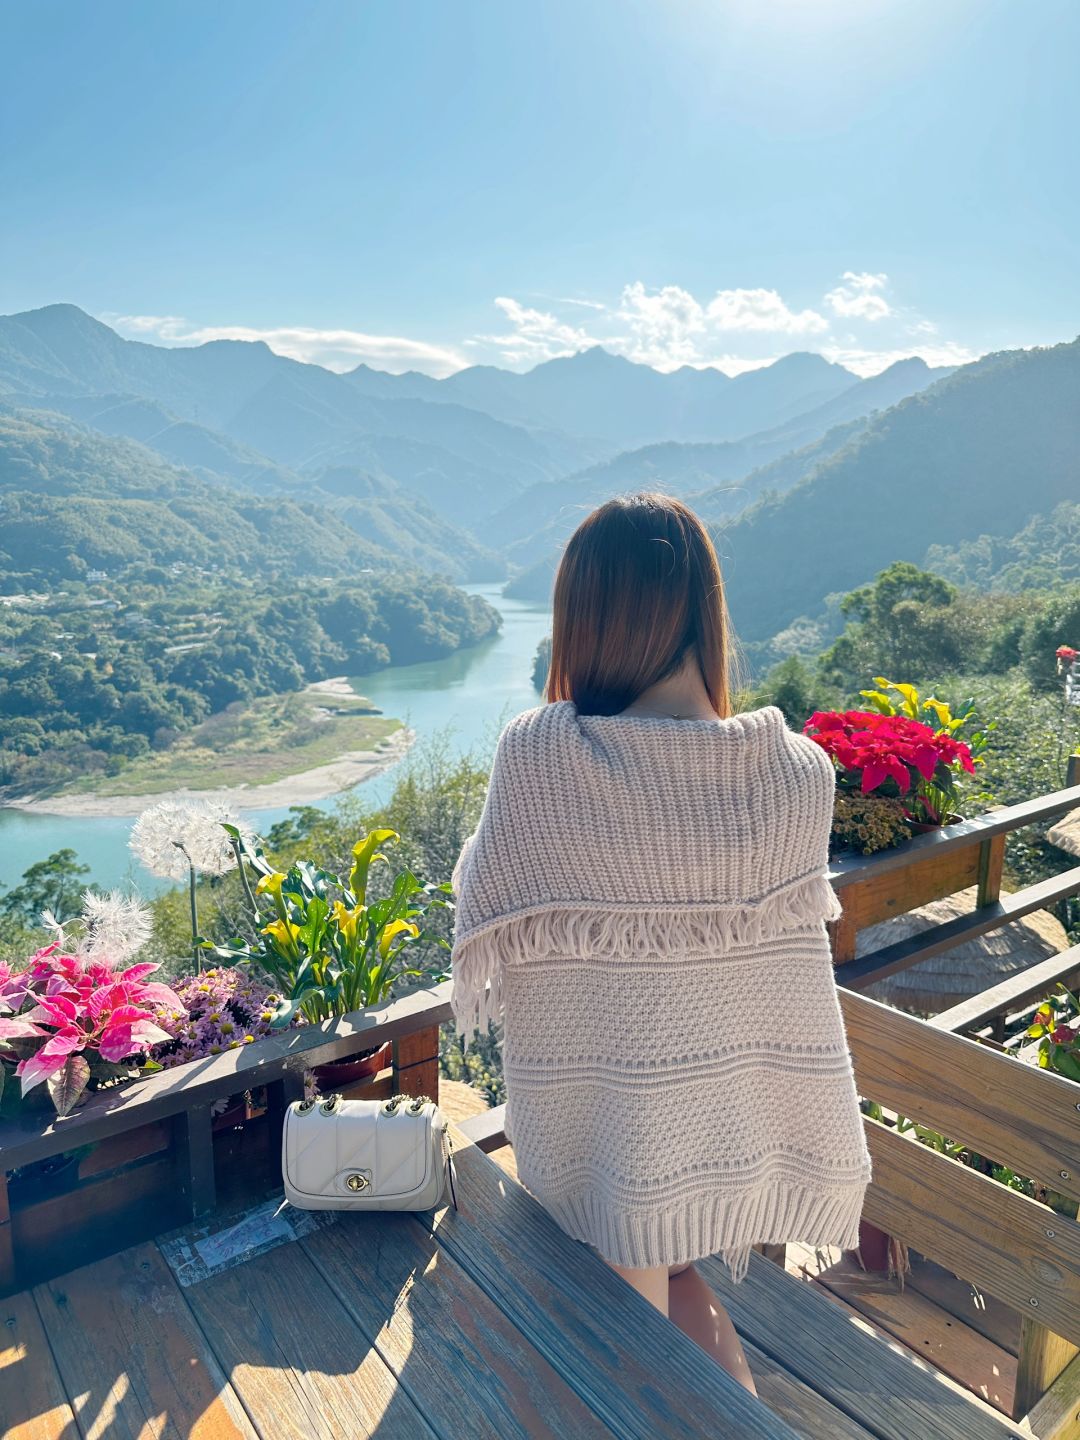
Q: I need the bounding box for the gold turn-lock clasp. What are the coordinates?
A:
[345,1173,369,1192]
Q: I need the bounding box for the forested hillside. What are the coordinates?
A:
[719,338,1080,642]
[0,409,502,583]
[0,572,499,793]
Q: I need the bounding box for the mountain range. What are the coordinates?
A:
[3,303,1076,661]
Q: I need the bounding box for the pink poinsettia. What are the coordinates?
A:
[0,945,185,1116]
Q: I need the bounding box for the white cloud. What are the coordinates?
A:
[473,297,602,365]
[104,313,467,377]
[824,271,892,322]
[704,287,829,335]
[616,283,708,367]
[102,270,984,384]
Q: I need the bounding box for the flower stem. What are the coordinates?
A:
[173,840,201,973]
[231,836,261,925]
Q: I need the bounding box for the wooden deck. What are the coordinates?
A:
[3,1120,1028,1440]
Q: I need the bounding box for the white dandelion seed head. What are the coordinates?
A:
[79,889,154,963]
[129,800,255,881]
[40,908,66,945]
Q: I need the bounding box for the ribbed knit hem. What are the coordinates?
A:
[532,1178,867,1283]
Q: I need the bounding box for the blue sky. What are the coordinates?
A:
[2,0,1077,376]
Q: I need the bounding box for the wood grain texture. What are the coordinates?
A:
[10,1154,184,1295]
[931,949,1080,1036]
[303,1211,612,1440]
[700,1249,1024,1440]
[1015,1322,1080,1422]
[828,785,1080,895]
[419,1124,798,1439]
[740,1337,875,1439]
[183,1235,435,1440]
[0,1289,79,1440]
[906,1254,1022,1355]
[813,1253,1018,1414]
[1021,1350,1080,1440]
[838,842,982,931]
[456,1103,508,1152]
[393,1026,440,1070]
[978,833,1008,908]
[842,989,1080,1204]
[33,1242,256,1440]
[837,866,1080,991]
[861,1120,1080,1349]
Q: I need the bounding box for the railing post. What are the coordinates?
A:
[393,1024,441,1102]
[174,1103,217,1220]
[976,831,1006,909]
[1067,753,1080,789]
[1014,1317,1079,1420]
[828,905,857,965]
[0,1173,14,1294]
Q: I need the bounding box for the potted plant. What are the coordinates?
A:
[0,944,183,1118]
[150,965,291,1129]
[207,828,451,1095]
[804,679,986,850]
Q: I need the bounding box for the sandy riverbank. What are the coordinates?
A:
[4,727,414,819]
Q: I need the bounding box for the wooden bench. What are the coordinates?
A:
[462,981,1080,1439]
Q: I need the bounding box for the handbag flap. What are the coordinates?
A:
[284,1098,440,1202]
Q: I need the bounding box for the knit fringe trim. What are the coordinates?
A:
[450,872,842,1035]
[535,1176,867,1282]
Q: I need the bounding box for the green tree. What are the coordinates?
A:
[0,848,91,925]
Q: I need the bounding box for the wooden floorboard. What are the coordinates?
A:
[425,1125,798,1439]
[0,1288,79,1440]
[741,1338,876,1439]
[701,1250,1023,1439]
[302,1211,612,1439]
[182,1232,436,1440]
[32,1242,257,1440]
[905,1254,1023,1356]
[813,1253,1018,1415]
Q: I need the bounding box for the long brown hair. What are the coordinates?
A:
[545,492,734,717]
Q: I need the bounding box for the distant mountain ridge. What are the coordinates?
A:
[0,304,985,608]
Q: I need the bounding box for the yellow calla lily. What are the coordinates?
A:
[378,919,419,959]
[332,900,366,944]
[262,917,302,951]
[256,871,286,897]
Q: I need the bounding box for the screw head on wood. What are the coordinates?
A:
[1030,1297,1040,1307]
[1061,1170,1071,1180]
[1047,1229,1057,1238]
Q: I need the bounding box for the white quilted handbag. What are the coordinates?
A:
[282,1092,456,1212]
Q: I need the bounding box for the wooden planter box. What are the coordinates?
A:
[825,780,1080,994]
[0,984,450,1295]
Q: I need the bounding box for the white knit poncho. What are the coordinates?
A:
[451,702,871,1280]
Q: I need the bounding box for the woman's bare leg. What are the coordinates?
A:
[606,1260,669,1317]
[668,1264,758,1395]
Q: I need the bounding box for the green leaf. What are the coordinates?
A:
[48,1054,91,1117]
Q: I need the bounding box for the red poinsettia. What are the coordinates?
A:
[804,710,975,822]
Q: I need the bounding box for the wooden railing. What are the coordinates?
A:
[843,990,1080,1428]
[828,780,1080,995]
